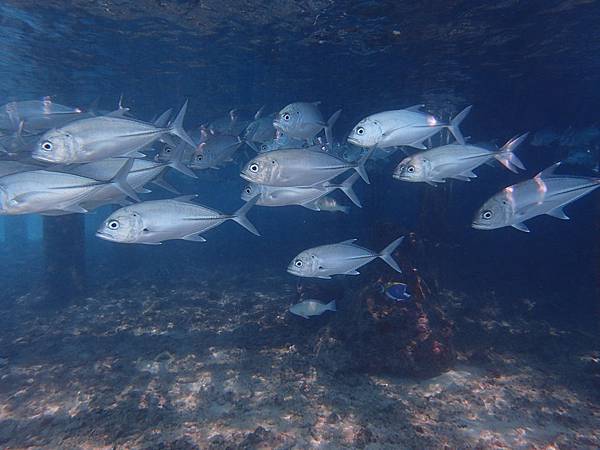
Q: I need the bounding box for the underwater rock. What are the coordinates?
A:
[311,233,455,377]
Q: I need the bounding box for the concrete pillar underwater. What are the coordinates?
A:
[42,214,86,306]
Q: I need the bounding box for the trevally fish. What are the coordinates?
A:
[472,162,600,232]
[32,102,195,164]
[273,102,341,144]
[309,196,350,214]
[0,98,89,132]
[287,236,404,279]
[241,173,361,209]
[393,133,528,185]
[190,134,243,169]
[242,107,276,150]
[59,158,186,207]
[96,195,259,244]
[564,147,599,172]
[347,104,472,149]
[240,147,373,187]
[258,132,306,153]
[289,299,336,319]
[207,109,250,136]
[0,159,137,215]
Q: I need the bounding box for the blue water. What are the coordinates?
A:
[0,2,599,448]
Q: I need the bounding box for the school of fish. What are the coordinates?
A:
[1,97,598,317]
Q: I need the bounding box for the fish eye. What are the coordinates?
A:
[407,165,415,173]
[356,127,365,135]
[260,144,267,151]
[107,220,120,230]
[245,187,252,194]
[271,160,276,165]
[482,210,493,220]
[283,113,291,121]
[196,154,203,161]
[41,141,53,151]
[249,163,259,173]
[165,148,172,153]
[294,260,303,267]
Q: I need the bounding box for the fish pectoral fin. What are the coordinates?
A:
[546,206,570,220]
[123,150,146,158]
[409,140,428,150]
[338,238,358,244]
[301,201,321,211]
[60,204,89,213]
[511,222,531,232]
[181,233,207,242]
[344,270,360,275]
[11,191,48,204]
[451,174,472,181]
[317,275,332,280]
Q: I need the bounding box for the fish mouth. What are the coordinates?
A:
[286,267,300,276]
[31,152,57,163]
[239,171,254,182]
[471,222,489,230]
[346,137,360,146]
[95,231,118,241]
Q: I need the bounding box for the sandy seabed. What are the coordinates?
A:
[0,268,599,450]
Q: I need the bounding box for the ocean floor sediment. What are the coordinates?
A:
[0,268,598,449]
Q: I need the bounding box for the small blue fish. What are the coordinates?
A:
[381,282,411,302]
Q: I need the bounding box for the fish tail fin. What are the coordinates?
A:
[354,147,375,184]
[446,105,472,145]
[337,173,362,207]
[154,108,172,128]
[110,158,139,202]
[169,100,196,147]
[167,144,197,178]
[232,195,260,236]
[495,132,528,173]
[325,109,342,145]
[378,236,404,272]
[326,300,337,311]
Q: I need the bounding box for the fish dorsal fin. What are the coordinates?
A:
[535,162,562,179]
[311,101,322,106]
[338,238,357,245]
[405,104,425,112]
[175,194,198,203]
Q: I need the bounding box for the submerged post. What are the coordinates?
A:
[42,215,86,306]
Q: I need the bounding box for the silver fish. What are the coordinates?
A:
[241,173,361,209]
[243,107,276,149]
[207,109,250,136]
[394,133,528,185]
[273,102,341,144]
[96,195,259,244]
[289,299,336,319]
[308,196,350,214]
[347,104,472,149]
[0,99,89,132]
[60,158,185,208]
[258,132,306,153]
[190,134,242,169]
[0,159,137,215]
[472,162,600,232]
[32,102,195,164]
[240,148,372,187]
[287,236,404,279]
